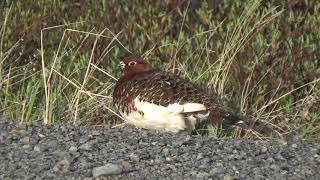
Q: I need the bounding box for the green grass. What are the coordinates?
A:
[0,0,319,141]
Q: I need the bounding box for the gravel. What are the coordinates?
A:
[0,118,319,179]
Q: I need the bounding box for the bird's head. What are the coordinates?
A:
[118,56,152,78]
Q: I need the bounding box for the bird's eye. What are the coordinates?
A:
[128,61,137,66]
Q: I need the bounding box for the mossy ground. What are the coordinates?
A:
[0,0,319,141]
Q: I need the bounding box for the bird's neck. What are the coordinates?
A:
[119,69,153,82]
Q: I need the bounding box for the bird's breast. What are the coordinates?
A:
[119,96,210,133]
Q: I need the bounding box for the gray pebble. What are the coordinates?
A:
[223,175,234,180]
[69,146,78,152]
[92,163,122,177]
[20,136,30,144]
[33,146,41,152]
[78,140,96,151]
[291,144,298,148]
[197,172,210,178]
[38,133,45,138]
[22,144,30,149]
[261,146,268,153]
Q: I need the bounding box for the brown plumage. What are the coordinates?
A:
[113,56,245,133]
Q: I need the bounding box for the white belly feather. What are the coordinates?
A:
[119,96,210,133]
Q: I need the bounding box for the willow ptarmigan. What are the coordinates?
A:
[113,56,245,133]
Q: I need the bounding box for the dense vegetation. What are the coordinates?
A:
[0,0,319,141]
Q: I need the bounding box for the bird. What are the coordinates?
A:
[113,56,246,133]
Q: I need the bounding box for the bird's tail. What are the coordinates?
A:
[209,107,273,134]
[182,107,273,135]
[209,107,245,126]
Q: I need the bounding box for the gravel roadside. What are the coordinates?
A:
[0,118,319,180]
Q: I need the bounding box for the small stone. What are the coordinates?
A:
[223,175,234,180]
[197,153,204,160]
[69,146,78,152]
[38,133,45,138]
[22,144,30,149]
[83,178,93,180]
[129,153,140,162]
[267,157,275,163]
[278,140,287,146]
[261,146,268,153]
[276,154,285,161]
[79,140,96,151]
[120,161,132,171]
[216,163,223,167]
[53,158,70,172]
[59,159,70,166]
[79,143,91,150]
[228,154,235,160]
[189,171,198,176]
[79,137,89,144]
[91,130,100,136]
[270,164,279,170]
[53,165,59,172]
[291,144,298,148]
[162,148,169,155]
[210,168,219,174]
[197,172,209,178]
[92,163,122,177]
[151,141,157,145]
[0,135,4,144]
[33,146,41,152]
[20,136,30,144]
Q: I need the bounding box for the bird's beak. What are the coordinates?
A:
[118,61,125,71]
